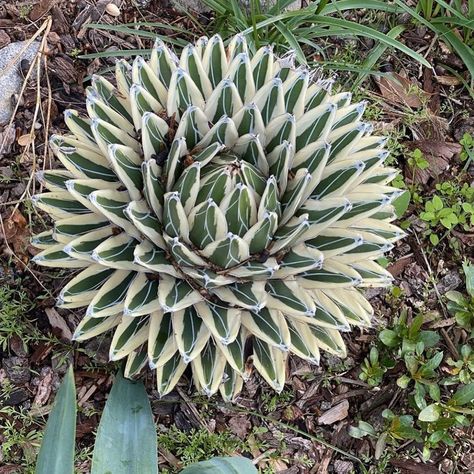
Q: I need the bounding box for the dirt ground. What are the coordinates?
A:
[0,1,473,473]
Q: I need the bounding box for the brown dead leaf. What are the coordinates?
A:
[45,307,73,340]
[375,73,428,108]
[1,209,30,261]
[317,400,349,425]
[29,0,57,21]
[405,140,461,184]
[228,416,251,439]
[17,134,33,147]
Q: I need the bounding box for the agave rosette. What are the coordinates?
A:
[32,34,404,399]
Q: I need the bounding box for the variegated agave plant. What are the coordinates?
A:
[32,34,404,399]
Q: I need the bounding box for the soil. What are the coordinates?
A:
[0,1,473,473]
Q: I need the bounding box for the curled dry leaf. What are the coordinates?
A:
[1,209,30,261]
[17,133,33,147]
[375,72,428,108]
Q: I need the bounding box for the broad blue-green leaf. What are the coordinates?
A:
[91,371,158,474]
[35,366,76,474]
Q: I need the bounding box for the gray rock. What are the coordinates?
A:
[0,40,40,125]
[3,388,29,406]
[3,356,31,384]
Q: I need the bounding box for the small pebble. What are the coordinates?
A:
[105,3,121,16]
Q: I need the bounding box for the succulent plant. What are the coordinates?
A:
[32,34,404,399]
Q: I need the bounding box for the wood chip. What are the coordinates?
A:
[317,400,349,425]
[33,367,54,406]
[435,75,462,86]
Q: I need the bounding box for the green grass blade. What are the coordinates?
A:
[80,49,152,59]
[180,457,258,474]
[313,16,432,68]
[274,22,307,65]
[353,25,406,89]
[91,371,158,474]
[321,0,400,14]
[435,25,474,85]
[35,366,76,474]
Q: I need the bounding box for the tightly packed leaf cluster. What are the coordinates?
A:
[32,34,404,399]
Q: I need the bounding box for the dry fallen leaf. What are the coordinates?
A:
[406,140,461,184]
[1,209,30,261]
[17,133,33,147]
[375,72,428,108]
[45,307,73,340]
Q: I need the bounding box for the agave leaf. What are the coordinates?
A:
[158,275,202,312]
[124,346,149,378]
[150,38,177,87]
[191,340,227,396]
[86,89,135,136]
[107,144,143,201]
[51,138,117,182]
[87,270,136,318]
[283,68,309,118]
[59,265,114,304]
[205,79,243,123]
[180,457,257,474]
[296,103,336,151]
[89,189,141,240]
[202,34,228,88]
[32,192,90,219]
[92,233,141,271]
[227,53,255,103]
[148,311,177,368]
[266,280,316,317]
[132,55,167,105]
[195,302,241,345]
[64,227,115,262]
[54,213,110,243]
[252,338,287,392]
[251,45,274,89]
[109,315,149,361]
[172,162,201,213]
[213,281,267,312]
[73,314,122,341]
[287,319,320,364]
[163,191,190,242]
[175,106,210,149]
[124,273,160,317]
[35,366,76,474]
[252,77,284,125]
[38,169,74,191]
[65,178,121,213]
[219,365,244,402]
[133,241,178,276]
[156,352,187,397]
[32,244,90,269]
[242,308,291,350]
[180,44,213,99]
[91,371,158,474]
[141,112,169,161]
[126,200,166,249]
[142,159,165,219]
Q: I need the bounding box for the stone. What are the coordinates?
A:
[0,40,40,124]
[3,387,29,406]
[2,356,31,384]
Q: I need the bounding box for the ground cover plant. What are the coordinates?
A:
[0,0,474,472]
